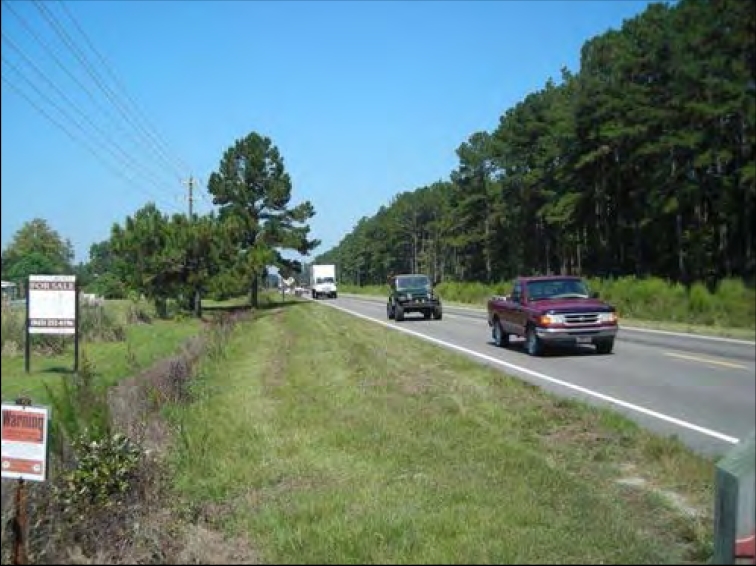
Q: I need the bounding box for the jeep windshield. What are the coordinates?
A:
[396,275,430,290]
[526,278,590,300]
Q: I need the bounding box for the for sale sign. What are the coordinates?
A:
[1,404,50,482]
[28,275,76,335]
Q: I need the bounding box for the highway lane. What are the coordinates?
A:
[315,294,755,457]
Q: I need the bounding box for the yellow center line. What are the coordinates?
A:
[664,351,747,370]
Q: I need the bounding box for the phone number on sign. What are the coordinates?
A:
[29,319,75,327]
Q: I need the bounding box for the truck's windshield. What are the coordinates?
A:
[396,275,430,290]
[525,279,590,300]
[316,277,335,284]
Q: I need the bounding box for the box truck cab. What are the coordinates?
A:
[311,264,337,299]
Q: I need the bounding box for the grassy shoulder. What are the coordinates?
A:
[338,284,756,341]
[0,303,202,404]
[167,296,715,564]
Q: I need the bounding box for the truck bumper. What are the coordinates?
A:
[535,326,618,345]
[398,300,441,313]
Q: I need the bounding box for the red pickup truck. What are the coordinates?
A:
[487,275,619,356]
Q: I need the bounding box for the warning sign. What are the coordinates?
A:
[1,404,49,482]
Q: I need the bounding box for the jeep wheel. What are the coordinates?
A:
[395,305,405,322]
[492,319,509,347]
[525,325,543,356]
[423,310,431,320]
[387,304,394,320]
[432,308,442,320]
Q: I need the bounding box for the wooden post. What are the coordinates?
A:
[11,395,33,565]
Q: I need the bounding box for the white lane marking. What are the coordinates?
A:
[340,294,756,346]
[313,298,741,445]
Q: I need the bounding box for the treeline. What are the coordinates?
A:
[315,0,755,290]
[1,132,318,314]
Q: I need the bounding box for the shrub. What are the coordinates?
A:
[79,304,126,343]
[45,353,111,450]
[53,432,144,512]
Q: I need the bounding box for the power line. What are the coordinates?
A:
[56,0,191,176]
[30,0,187,180]
[1,0,180,191]
[2,32,177,195]
[1,71,181,214]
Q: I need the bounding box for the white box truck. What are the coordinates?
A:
[311,264,337,299]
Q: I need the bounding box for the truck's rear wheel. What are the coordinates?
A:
[525,325,543,356]
[492,319,509,347]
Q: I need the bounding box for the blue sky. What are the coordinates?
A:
[1,0,657,264]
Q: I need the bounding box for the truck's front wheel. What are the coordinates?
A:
[595,339,614,355]
[395,305,405,322]
[525,325,543,356]
[387,304,394,320]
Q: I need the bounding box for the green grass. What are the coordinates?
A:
[167,297,715,564]
[202,296,253,309]
[338,284,756,341]
[1,314,201,405]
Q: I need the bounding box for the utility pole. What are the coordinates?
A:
[182,174,201,318]
[182,175,195,218]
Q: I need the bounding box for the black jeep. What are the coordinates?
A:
[386,273,443,322]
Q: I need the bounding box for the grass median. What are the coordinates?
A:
[167,297,715,564]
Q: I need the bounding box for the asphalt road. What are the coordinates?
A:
[314,293,755,457]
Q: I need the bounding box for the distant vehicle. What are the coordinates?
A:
[386,273,442,321]
[311,264,337,299]
[486,275,618,356]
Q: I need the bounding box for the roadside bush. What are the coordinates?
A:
[437,280,497,304]
[87,272,128,299]
[79,304,127,343]
[126,298,153,324]
[1,302,25,355]
[45,353,111,450]
[1,302,127,358]
[53,432,144,512]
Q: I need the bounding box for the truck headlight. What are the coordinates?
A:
[404,293,412,301]
[538,314,565,325]
[599,312,618,323]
